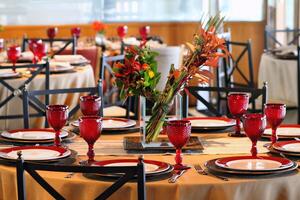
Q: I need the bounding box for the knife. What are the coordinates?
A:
[168,169,187,183]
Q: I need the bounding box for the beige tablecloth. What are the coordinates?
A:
[0,131,299,200]
[0,65,95,130]
[258,53,297,107]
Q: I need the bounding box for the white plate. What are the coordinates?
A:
[105,162,159,173]
[184,117,235,129]
[264,126,300,137]
[0,71,20,78]
[71,118,136,129]
[276,143,300,153]
[1,130,68,141]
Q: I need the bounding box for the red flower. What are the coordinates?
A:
[92,21,106,32]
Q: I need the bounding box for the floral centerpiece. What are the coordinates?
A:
[113,14,229,143]
[92,20,107,46]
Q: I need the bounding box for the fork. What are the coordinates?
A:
[194,164,229,181]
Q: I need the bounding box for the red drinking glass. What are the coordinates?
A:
[47,27,58,40]
[264,103,286,145]
[79,116,102,163]
[71,27,81,39]
[117,25,128,40]
[166,120,191,170]
[242,113,266,157]
[80,95,101,116]
[35,42,47,62]
[28,39,41,64]
[7,45,21,72]
[46,105,68,146]
[227,93,249,137]
[139,26,150,41]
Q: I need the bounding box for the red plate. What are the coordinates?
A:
[183,117,235,130]
[272,140,300,153]
[215,156,293,171]
[0,146,71,161]
[263,124,300,138]
[93,159,170,174]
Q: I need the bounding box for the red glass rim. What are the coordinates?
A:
[167,120,191,126]
[242,113,266,120]
[228,92,249,98]
[46,105,69,111]
[264,103,286,108]
[79,116,102,122]
[80,95,101,102]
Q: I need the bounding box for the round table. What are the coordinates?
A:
[0,131,299,200]
[0,65,95,130]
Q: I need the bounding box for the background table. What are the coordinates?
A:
[0,130,299,200]
[258,53,297,107]
[0,65,95,130]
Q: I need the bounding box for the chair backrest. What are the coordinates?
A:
[220,40,255,89]
[264,26,300,50]
[22,37,77,57]
[182,82,268,118]
[0,62,50,124]
[16,153,146,200]
[22,80,102,128]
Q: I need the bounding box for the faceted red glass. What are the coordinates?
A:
[7,45,21,72]
[35,42,47,62]
[46,105,68,146]
[139,26,150,41]
[264,103,286,144]
[71,27,81,38]
[167,120,191,170]
[79,116,102,163]
[47,27,58,40]
[117,25,128,40]
[242,113,266,157]
[227,93,249,136]
[80,95,101,116]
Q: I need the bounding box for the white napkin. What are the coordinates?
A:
[53,55,87,62]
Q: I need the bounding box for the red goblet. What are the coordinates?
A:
[117,25,128,40]
[264,103,286,145]
[7,45,21,72]
[242,113,266,157]
[80,95,101,116]
[79,116,102,163]
[28,39,40,64]
[35,42,47,62]
[166,120,191,170]
[47,27,58,50]
[227,93,249,137]
[71,27,81,39]
[46,105,68,146]
[139,26,150,41]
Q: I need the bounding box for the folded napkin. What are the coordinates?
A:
[19,51,34,61]
[275,45,297,56]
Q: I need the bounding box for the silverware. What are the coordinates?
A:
[64,172,75,178]
[194,164,229,181]
[168,169,187,183]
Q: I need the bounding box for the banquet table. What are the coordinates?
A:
[0,130,299,200]
[258,53,298,107]
[0,64,95,130]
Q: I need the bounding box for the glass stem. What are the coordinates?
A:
[54,130,61,146]
[251,141,257,157]
[235,118,241,135]
[87,143,95,163]
[175,148,182,166]
[271,128,277,145]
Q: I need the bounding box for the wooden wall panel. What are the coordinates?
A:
[0,21,265,85]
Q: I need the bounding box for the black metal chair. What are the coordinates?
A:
[22,80,102,128]
[100,54,135,119]
[21,36,76,57]
[182,82,268,118]
[264,26,300,50]
[0,62,50,125]
[16,153,146,200]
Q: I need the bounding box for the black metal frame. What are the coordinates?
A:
[0,62,50,124]
[264,26,300,50]
[182,82,268,118]
[22,80,102,128]
[100,54,134,119]
[22,37,77,57]
[16,153,146,200]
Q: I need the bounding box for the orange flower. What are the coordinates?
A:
[173,69,181,79]
[142,63,149,70]
[92,21,106,32]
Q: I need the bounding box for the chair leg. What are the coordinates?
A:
[16,154,25,200]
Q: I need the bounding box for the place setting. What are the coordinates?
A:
[204,112,298,178]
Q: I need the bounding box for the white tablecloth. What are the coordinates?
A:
[258,53,298,107]
[0,65,95,130]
